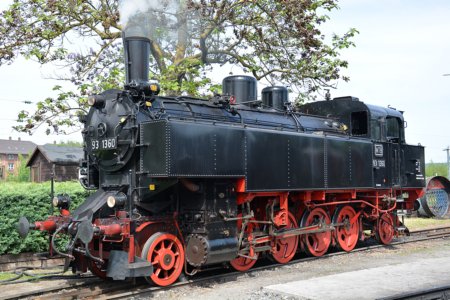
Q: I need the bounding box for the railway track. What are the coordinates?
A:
[2,225,450,300]
[0,252,64,273]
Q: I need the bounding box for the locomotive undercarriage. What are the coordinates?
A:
[228,181,421,269]
[22,178,422,286]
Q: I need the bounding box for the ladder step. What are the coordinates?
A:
[396,226,407,232]
[396,209,409,216]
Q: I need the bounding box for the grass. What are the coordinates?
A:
[0,267,68,283]
[0,272,18,280]
[403,216,450,231]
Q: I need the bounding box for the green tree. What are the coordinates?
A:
[54,140,83,147]
[0,0,357,135]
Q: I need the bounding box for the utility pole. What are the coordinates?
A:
[444,146,450,179]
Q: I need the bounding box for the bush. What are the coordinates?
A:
[426,162,448,178]
[0,181,90,255]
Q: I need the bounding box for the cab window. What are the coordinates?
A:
[386,117,402,142]
[351,111,368,136]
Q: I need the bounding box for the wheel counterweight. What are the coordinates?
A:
[376,213,395,245]
[271,211,299,264]
[301,207,332,257]
[333,205,360,252]
[230,214,259,271]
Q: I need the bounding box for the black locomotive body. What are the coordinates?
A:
[18,36,425,286]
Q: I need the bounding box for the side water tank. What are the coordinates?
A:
[262,86,289,110]
[222,75,257,104]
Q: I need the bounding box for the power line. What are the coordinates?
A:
[0,98,34,104]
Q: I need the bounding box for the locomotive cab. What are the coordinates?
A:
[299,96,406,142]
[299,97,424,189]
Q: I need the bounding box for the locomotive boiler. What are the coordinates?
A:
[17,32,425,286]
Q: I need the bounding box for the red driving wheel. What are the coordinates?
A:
[376,213,395,245]
[271,211,299,264]
[301,207,332,257]
[333,205,360,252]
[141,232,185,286]
[230,214,259,271]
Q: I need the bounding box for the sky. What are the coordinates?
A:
[0,1,449,162]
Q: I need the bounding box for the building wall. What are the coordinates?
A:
[0,153,28,180]
[29,152,79,182]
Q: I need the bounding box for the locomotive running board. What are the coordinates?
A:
[106,250,153,280]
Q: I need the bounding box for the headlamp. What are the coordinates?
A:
[107,193,127,208]
[52,194,71,209]
[87,95,106,108]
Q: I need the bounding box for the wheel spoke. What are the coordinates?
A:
[160,241,166,250]
[281,243,288,258]
[167,241,174,250]
[151,258,159,265]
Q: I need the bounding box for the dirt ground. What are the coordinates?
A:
[137,237,450,300]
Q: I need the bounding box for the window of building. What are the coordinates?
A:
[7,154,15,160]
[8,163,14,172]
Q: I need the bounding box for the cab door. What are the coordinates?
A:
[386,116,403,187]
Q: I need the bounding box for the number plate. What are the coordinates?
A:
[90,137,117,151]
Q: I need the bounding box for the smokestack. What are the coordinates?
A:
[123,33,151,86]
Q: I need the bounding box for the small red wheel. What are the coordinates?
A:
[333,206,360,252]
[271,211,299,264]
[87,259,108,279]
[301,207,332,257]
[86,243,109,279]
[230,214,259,271]
[141,232,185,286]
[376,213,395,245]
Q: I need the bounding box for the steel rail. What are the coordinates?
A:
[3,226,450,300]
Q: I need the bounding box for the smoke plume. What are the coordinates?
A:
[119,0,178,29]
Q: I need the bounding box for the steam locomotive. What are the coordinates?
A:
[18,34,425,286]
